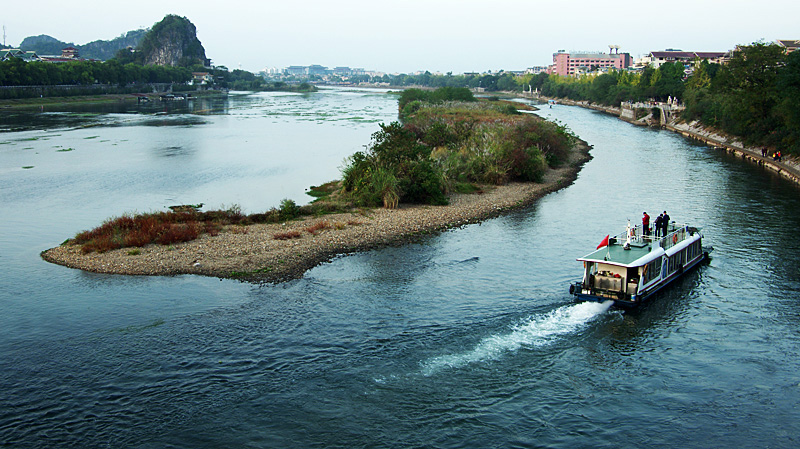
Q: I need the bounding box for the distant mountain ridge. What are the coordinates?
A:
[19,30,147,60]
[17,15,207,68]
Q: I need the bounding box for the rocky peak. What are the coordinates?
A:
[138,15,207,67]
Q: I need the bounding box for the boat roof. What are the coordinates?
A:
[578,223,701,268]
[579,241,657,267]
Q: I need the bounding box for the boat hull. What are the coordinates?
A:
[572,251,709,308]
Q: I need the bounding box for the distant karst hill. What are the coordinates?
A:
[135,15,208,67]
[19,30,147,60]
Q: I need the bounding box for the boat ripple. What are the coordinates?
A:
[420,301,613,376]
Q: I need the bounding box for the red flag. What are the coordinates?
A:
[597,234,609,249]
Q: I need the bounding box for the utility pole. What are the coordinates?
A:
[3,25,6,47]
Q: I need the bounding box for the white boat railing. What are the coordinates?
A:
[609,222,694,251]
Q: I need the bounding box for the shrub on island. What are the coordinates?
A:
[341,88,576,209]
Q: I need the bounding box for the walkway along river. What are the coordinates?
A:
[1,89,799,448]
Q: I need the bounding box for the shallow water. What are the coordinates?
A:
[1,90,799,448]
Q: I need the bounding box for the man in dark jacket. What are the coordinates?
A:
[654,213,664,237]
[662,211,670,237]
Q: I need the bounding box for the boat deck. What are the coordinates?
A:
[578,223,693,266]
[580,240,653,266]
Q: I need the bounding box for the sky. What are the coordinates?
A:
[3,0,799,74]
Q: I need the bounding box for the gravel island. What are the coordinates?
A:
[42,142,590,283]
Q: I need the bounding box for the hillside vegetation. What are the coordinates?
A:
[19,30,146,60]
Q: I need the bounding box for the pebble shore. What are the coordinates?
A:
[41,142,590,283]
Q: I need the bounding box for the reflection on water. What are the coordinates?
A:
[0,96,229,132]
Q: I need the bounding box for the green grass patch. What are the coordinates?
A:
[306,180,340,199]
[22,166,34,169]
[453,182,483,194]
[56,148,75,152]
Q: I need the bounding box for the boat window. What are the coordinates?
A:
[668,254,679,274]
[643,257,662,285]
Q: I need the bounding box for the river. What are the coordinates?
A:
[1,88,799,448]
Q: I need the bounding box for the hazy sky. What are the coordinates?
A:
[4,0,798,74]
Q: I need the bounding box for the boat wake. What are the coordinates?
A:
[421,300,613,376]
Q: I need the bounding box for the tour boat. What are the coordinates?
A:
[569,220,711,307]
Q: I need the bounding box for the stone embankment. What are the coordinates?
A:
[42,142,591,283]
[532,94,800,186]
[666,121,800,185]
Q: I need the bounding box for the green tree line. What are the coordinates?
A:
[319,71,522,92]
[0,56,192,86]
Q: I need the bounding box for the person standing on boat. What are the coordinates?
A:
[661,211,670,236]
[642,212,651,237]
[654,213,664,238]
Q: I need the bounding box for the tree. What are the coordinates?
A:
[497,74,519,91]
[652,62,685,101]
[716,42,786,144]
[775,50,800,153]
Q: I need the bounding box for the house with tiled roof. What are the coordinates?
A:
[61,47,79,59]
[1,49,41,62]
[191,72,213,85]
[643,50,728,68]
[776,40,800,54]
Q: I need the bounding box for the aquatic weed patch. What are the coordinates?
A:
[75,210,218,253]
[306,181,340,199]
[305,220,331,235]
[71,194,362,254]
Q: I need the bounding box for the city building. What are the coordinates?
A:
[549,49,632,76]
[307,64,328,76]
[285,66,308,76]
[526,66,548,75]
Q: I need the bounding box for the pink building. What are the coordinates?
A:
[550,50,632,76]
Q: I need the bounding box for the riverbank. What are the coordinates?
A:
[0,89,227,110]
[533,94,800,186]
[41,141,590,283]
